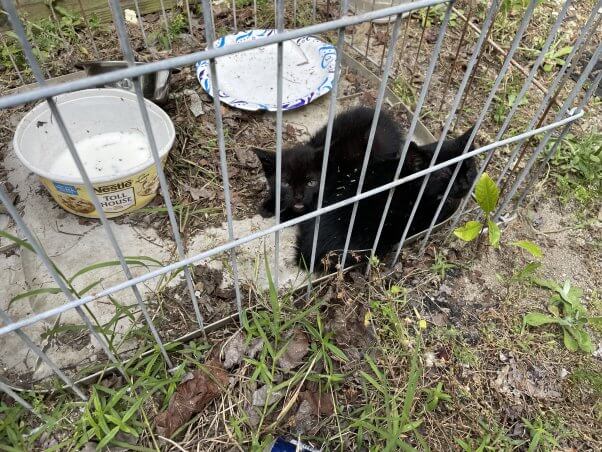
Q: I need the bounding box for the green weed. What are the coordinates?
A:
[2,8,89,70]
[430,251,457,279]
[453,174,543,258]
[424,382,452,412]
[550,132,601,211]
[493,89,528,125]
[455,418,523,451]
[523,279,600,353]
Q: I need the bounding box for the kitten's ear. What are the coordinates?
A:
[252,148,276,176]
[442,126,476,158]
[406,141,428,169]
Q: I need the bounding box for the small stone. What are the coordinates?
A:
[188,91,204,117]
[424,351,436,368]
[124,9,138,25]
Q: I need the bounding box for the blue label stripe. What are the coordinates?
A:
[53,182,78,195]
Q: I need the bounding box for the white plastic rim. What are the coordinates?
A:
[13,88,176,185]
[352,0,412,24]
[196,30,337,111]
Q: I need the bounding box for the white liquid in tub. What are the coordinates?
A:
[49,132,151,180]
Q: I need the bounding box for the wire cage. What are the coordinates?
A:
[0,0,600,440]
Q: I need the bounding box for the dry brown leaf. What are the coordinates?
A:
[154,359,228,437]
[252,385,283,406]
[247,337,264,359]
[294,390,335,434]
[279,329,309,371]
[186,185,215,201]
[492,363,562,403]
[222,331,245,369]
[430,312,448,327]
[300,390,334,416]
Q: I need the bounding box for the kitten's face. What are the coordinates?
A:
[408,127,478,203]
[254,145,321,218]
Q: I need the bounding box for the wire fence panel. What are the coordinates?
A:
[0,0,599,428]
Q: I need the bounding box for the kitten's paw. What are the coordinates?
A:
[259,199,275,218]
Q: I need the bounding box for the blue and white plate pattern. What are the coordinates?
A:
[196,29,337,111]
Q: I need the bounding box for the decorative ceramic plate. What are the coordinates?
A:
[196,29,337,111]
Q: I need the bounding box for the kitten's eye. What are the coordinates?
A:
[282,181,290,188]
[306,179,317,187]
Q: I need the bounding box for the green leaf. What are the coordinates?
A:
[96,425,120,449]
[9,287,62,309]
[575,329,593,353]
[512,262,542,281]
[0,230,34,253]
[511,240,543,258]
[68,256,161,283]
[532,277,561,292]
[474,173,499,214]
[359,371,386,394]
[453,221,482,241]
[487,219,501,247]
[523,312,559,326]
[548,304,561,318]
[555,46,573,57]
[400,419,423,433]
[563,328,579,352]
[324,341,349,362]
[587,316,602,332]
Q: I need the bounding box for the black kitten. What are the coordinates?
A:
[253,107,477,270]
[253,107,402,220]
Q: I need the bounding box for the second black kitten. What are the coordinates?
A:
[253,106,477,270]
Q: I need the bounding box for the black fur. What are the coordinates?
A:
[253,106,477,271]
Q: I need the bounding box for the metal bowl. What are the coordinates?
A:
[75,61,174,105]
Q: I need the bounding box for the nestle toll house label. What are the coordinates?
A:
[94,181,136,213]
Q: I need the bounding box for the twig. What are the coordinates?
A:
[337,91,365,101]
[269,355,318,428]
[452,6,560,107]
[158,435,189,452]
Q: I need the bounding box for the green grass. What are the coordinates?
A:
[550,132,602,213]
[1,8,90,71]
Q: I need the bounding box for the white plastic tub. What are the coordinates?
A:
[354,0,413,24]
[13,88,175,218]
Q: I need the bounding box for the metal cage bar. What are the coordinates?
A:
[0,309,87,400]
[307,0,350,285]
[494,44,602,221]
[200,0,244,321]
[0,0,451,110]
[0,378,40,416]
[339,11,408,268]
[1,0,174,369]
[392,0,538,263]
[0,186,127,380]
[417,0,564,253]
[0,108,585,338]
[449,2,602,231]
[514,73,601,209]
[368,1,456,265]
[403,0,513,258]
[108,0,207,333]
[274,0,285,287]
[0,0,599,413]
